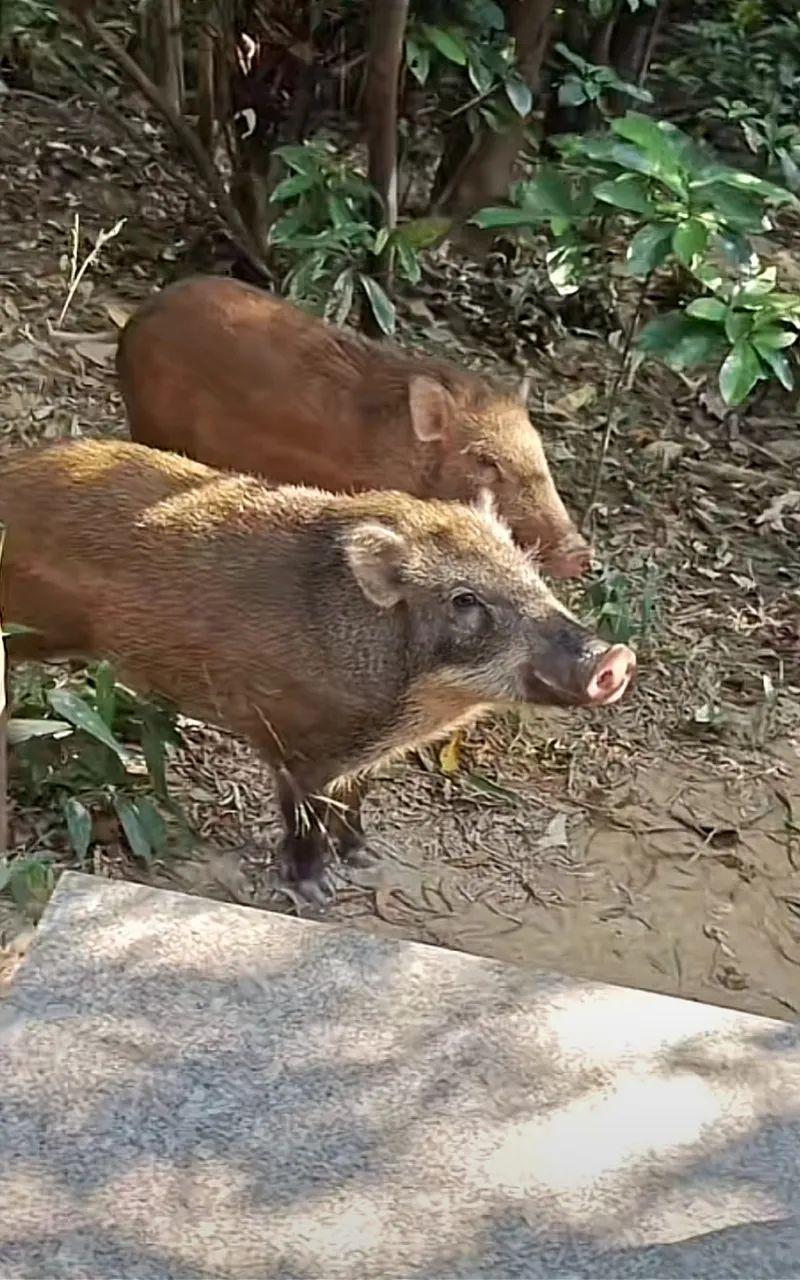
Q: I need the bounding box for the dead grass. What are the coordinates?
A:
[1,91,800,1018]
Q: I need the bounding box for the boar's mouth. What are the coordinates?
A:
[522,642,637,709]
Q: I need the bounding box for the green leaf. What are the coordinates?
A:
[757,346,794,390]
[93,660,117,728]
[64,797,92,862]
[554,42,590,72]
[672,218,708,267]
[2,622,38,638]
[626,222,674,277]
[701,183,766,232]
[752,326,797,350]
[719,340,764,406]
[113,795,152,863]
[271,173,315,203]
[610,113,686,191]
[47,688,130,764]
[394,237,421,284]
[6,717,72,746]
[637,312,727,370]
[273,145,323,176]
[331,267,355,327]
[468,51,494,94]
[685,298,727,322]
[394,216,451,249]
[359,275,396,337]
[702,167,794,205]
[405,37,431,85]
[504,75,533,117]
[521,166,591,219]
[724,309,751,342]
[471,206,535,229]
[558,76,588,107]
[135,797,168,855]
[593,175,656,214]
[422,24,468,64]
[546,242,584,296]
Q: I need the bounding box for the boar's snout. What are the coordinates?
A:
[584,642,637,706]
[523,633,636,708]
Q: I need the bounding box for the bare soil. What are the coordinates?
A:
[1,92,799,1018]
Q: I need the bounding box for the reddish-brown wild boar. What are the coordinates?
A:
[116,276,591,579]
[0,440,633,904]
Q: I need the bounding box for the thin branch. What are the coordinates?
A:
[583,270,653,529]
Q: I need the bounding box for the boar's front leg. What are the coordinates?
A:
[274,767,336,907]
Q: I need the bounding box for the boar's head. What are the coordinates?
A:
[407,373,591,580]
[343,492,634,715]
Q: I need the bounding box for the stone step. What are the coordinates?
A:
[1,870,799,1279]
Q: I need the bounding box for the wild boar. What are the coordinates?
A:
[116,275,591,579]
[0,440,634,904]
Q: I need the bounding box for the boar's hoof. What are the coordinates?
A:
[274,869,337,913]
[340,842,378,870]
[276,838,337,910]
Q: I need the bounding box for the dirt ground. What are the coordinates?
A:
[1,92,800,1018]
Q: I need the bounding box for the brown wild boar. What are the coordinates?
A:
[116,276,591,579]
[0,440,634,904]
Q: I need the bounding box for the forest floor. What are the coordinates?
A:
[1,92,800,1018]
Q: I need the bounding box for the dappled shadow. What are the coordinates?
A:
[2,874,800,1278]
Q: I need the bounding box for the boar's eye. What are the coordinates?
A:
[451,589,481,611]
[476,455,502,484]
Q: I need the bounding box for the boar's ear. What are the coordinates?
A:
[344,522,407,608]
[408,375,455,443]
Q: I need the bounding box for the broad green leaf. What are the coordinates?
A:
[685,298,727,322]
[64,797,92,862]
[47,688,130,764]
[468,51,493,94]
[719,340,763,406]
[637,312,727,370]
[504,75,532,117]
[611,113,684,173]
[626,222,674,277]
[471,206,536,229]
[405,37,431,85]
[135,798,168,855]
[93,660,117,729]
[2,622,38,638]
[270,173,315,203]
[113,795,153,862]
[394,237,422,285]
[751,326,797,350]
[359,275,396,337]
[521,166,592,219]
[372,225,390,256]
[700,167,794,205]
[554,42,590,73]
[702,183,767,232]
[6,717,72,746]
[558,76,587,107]
[273,145,323,176]
[672,218,708,266]
[0,859,10,893]
[422,24,468,65]
[757,346,794,390]
[394,216,451,249]
[331,267,355,327]
[724,309,751,342]
[593,175,656,214]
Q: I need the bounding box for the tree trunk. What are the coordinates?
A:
[438,0,557,220]
[162,0,185,117]
[362,0,410,335]
[610,0,670,88]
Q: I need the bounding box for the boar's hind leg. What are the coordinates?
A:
[275,767,338,907]
[324,777,376,870]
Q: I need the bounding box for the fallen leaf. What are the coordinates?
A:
[439,733,462,775]
[75,340,116,366]
[550,384,596,416]
[2,341,36,363]
[537,812,570,850]
[642,439,684,471]
[755,490,800,533]
[106,303,131,329]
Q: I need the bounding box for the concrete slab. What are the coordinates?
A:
[1,872,800,1279]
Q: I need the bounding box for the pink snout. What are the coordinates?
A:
[585,643,637,706]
